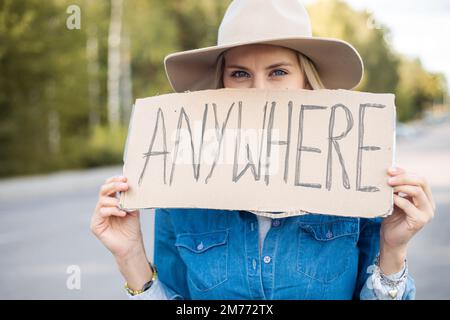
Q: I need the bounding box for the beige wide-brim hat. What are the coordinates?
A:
[164,0,364,93]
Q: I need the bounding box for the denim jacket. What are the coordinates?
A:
[152,208,415,300]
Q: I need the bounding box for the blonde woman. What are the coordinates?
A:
[91,0,435,300]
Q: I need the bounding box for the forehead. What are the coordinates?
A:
[223,44,298,64]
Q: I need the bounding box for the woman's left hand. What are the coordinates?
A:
[379,166,436,274]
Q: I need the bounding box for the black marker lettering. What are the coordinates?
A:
[356,103,385,192]
[294,104,327,188]
[326,103,353,190]
[232,101,268,182]
[264,101,292,185]
[169,104,208,185]
[204,102,235,184]
[138,108,169,185]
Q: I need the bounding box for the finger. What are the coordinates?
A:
[393,194,433,227]
[104,175,127,184]
[387,166,406,176]
[388,173,435,210]
[393,185,431,212]
[99,206,127,218]
[128,210,140,218]
[393,194,420,218]
[99,196,120,208]
[99,182,129,197]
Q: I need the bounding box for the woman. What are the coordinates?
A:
[91,0,435,300]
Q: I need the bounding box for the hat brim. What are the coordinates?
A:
[164,36,364,92]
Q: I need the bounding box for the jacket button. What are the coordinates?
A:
[196,242,204,250]
[326,231,333,239]
[263,255,271,264]
[272,219,281,227]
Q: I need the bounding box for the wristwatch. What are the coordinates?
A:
[125,262,158,296]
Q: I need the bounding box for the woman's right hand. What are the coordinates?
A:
[90,175,144,260]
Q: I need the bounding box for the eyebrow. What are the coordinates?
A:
[225,65,250,71]
[265,62,294,70]
[225,62,294,70]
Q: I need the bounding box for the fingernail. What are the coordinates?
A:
[388,177,396,184]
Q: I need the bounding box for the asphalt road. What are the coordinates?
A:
[0,119,449,299]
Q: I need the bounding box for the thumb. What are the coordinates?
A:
[127,209,140,218]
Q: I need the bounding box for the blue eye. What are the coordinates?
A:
[271,69,287,77]
[231,70,250,78]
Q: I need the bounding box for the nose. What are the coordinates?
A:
[250,75,268,89]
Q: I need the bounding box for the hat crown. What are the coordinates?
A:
[218,0,312,46]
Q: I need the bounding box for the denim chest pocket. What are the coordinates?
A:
[296,216,359,283]
[175,230,229,292]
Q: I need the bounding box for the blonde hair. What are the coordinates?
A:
[213,49,326,90]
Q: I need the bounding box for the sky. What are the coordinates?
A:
[303,0,450,90]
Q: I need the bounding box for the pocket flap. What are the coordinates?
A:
[299,219,359,241]
[175,230,229,253]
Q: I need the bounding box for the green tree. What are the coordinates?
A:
[396,57,448,121]
[307,0,399,93]
[0,0,89,176]
[307,0,447,121]
[2,0,446,178]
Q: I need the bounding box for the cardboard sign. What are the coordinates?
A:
[119,88,396,218]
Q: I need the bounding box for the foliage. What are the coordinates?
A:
[0,0,447,177]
